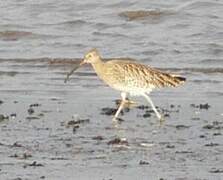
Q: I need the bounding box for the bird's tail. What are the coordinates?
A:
[168,74,186,87]
[154,71,186,88]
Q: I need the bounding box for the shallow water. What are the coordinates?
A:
[0,0,223,180]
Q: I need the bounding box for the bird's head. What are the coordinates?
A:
[83,48,101,64]
[64,48,101,83]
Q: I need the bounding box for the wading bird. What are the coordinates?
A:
[65,49,186,121]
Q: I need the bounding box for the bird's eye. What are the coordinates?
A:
[88,54,92,58]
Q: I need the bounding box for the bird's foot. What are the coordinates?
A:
[112,117,118,122]
[112,117,120,128]
[112,117,124,124]
[158,115,165,126]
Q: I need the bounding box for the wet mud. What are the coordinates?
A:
[0,56,222,180]
[1,0,223,179]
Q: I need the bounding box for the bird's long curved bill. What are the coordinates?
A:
[64,60,85,83]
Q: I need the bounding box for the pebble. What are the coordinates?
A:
[101,107,120,116]
[166,144,175,149]
[0,114,9,121]
[30,103,41,107]
[92,136,104,141]
[139,160,149,165]
[190,103,210,110]
[175,125,190,130]
[26,116,40,120]
[205,143,219,147]
[107,137,128,146]
[28,107,34,114]
[143,113,151,118]
[209,169,223,173]
[203,121,223,130]
[136,105,149,110]
[24,161,44,168]
[10,113,17,118]
[67,119,90,126]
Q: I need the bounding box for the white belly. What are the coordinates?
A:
[110,83,153,96]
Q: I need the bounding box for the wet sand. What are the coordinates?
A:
[1,0,223,179]
[0,58,223,180]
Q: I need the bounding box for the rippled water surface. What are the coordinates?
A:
[0,0,223,180]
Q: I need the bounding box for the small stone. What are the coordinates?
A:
[38,113,44,117]
[199,103,210,110]
[66,144,72,148]
[101,107,120,116]
[203,124,214,129]
[190,103,210,110]
[199,135,206,138]
[30,103,41,107]
[175,151,193,154]
[9,154,19,158]
[205,143,219,147]
[209,169,223,173]
[143,113,151,118]
[107,137,128,146]
[164,113,170,117]
[67,119,90,126]
[0,114,9,121]
[92,136,104,140]
[166,144,175,149]
[28,161,43,167]
[175,125,190,130]
[28,108,34,114]
[213,132,221,136]
[26,116,40,120]
[10,113,17,118]
[136,105,149,110]
[146,109,154,114]
[12,142,22,147]
[139,160,149,165]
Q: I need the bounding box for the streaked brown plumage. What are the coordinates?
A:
[66,48,186,121]
[96,60,185,92]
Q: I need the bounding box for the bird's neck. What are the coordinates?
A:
[91,58,105,77]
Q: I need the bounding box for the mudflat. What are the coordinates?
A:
[0,0,223,179]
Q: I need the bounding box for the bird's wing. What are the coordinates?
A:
[107,60,185,88]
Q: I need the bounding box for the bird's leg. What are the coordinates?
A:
[142,93,164,121]
[112,92,127,121]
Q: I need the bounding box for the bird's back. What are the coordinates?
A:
[93,59,185,95]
